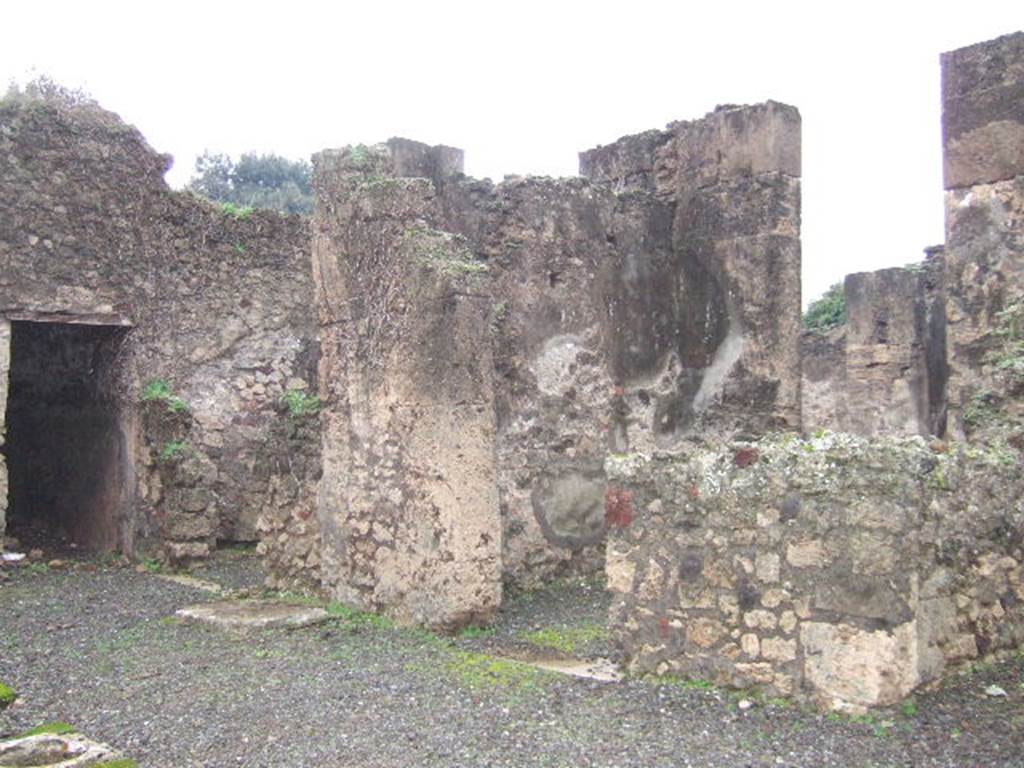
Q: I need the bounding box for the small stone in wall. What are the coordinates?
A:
[687,618,726,649]
[604,485,634,528]
[756,552,781,583]
[734,447,760,467]
[780,611,798,634]
[743,610,778,630]
[761,637,797,662]
[786,539,828,568]
[606,548,637,593]
[741,633,760,657]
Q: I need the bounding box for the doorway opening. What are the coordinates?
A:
[4,320,132,553]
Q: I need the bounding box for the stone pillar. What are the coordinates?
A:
[581,102,803,435]
[0,319,8,543]
[942,32,1024,438]
[842,268,931,436]
[312,142,501,630]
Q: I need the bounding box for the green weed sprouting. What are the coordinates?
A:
[219,201,254,220]
[141,379,189,414]
[282,389,321,418]
[158,441,188,463]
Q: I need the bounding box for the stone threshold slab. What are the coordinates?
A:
[176,599,329,630]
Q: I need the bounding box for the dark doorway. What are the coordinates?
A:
[4,321,132,552]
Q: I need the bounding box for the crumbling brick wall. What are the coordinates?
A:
[0,93,316,563]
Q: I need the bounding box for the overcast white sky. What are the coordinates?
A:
[2,1,1021,305]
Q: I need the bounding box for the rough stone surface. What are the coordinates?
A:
[944,175,1024,439]
[0,320,8,542]
[606,434,1024,711]
[0,731,122,766]
[306,102,803,605]
[942,32,1024,189]
[0,93,316,562]
[801,253,947,438]
[938,33,1024,442]
[312,143,503,630]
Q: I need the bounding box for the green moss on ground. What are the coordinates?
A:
[0,681,16,709]
[445,650,553,691]
[17,722,76,737]
[518,624,609,655]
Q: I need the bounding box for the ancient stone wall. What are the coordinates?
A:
[606,435,1024,712]
[942,32,1024,439]
[801,255,947,438]
[0,320,8,540]
[580,102,803,436]
[311,143,503,629]
[306,103,803,606]
[0,93,315,561]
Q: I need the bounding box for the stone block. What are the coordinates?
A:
[800,621,919,712]
[787,540,827,568]
[942,32,1024,188]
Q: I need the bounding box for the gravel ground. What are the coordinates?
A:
[1,553,1023,768]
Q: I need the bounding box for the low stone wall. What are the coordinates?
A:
[606,433,1024,711]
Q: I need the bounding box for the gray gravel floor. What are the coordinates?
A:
[1,554,1023,768]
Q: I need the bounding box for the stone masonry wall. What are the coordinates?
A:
[0,320,8,540]
[606,434,1024,712]
[311,143,502,629]
[306,102,803,601]
[580,102,803,436]
[0,92,315,561]
[475,103,801,588]
[942,32,1024,439]
[801,255,947,438]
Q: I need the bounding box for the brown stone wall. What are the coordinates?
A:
[0,93,315,561]
[606,435,1024,712]
[0,320,8,541]
[801,255,948,439]
[799,327,846,432]
[255,407,322,591]
[311,144,502,629]
[942,32,1024,439]
[437,176,627,586]
[306,102,804,599]
[581,102,803,435]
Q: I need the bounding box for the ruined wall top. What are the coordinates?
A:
[942,31,1024,189]
[579,101,801,195]
[0,92,173,196]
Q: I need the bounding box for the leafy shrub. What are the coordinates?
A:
[803,283,846,331]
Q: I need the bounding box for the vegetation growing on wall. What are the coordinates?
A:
[141,379,189,414]
[803,283,846,331]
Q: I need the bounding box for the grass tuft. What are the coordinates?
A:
[0,681,16,709]
[18,721,76,737]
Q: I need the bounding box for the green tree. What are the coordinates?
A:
[187,151,313,215]
[803,283,846,331]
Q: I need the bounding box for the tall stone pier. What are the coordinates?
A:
[311,142,502,630]
[942,32,1024,437]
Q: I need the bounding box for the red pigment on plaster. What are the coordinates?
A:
[604,485,634,528]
